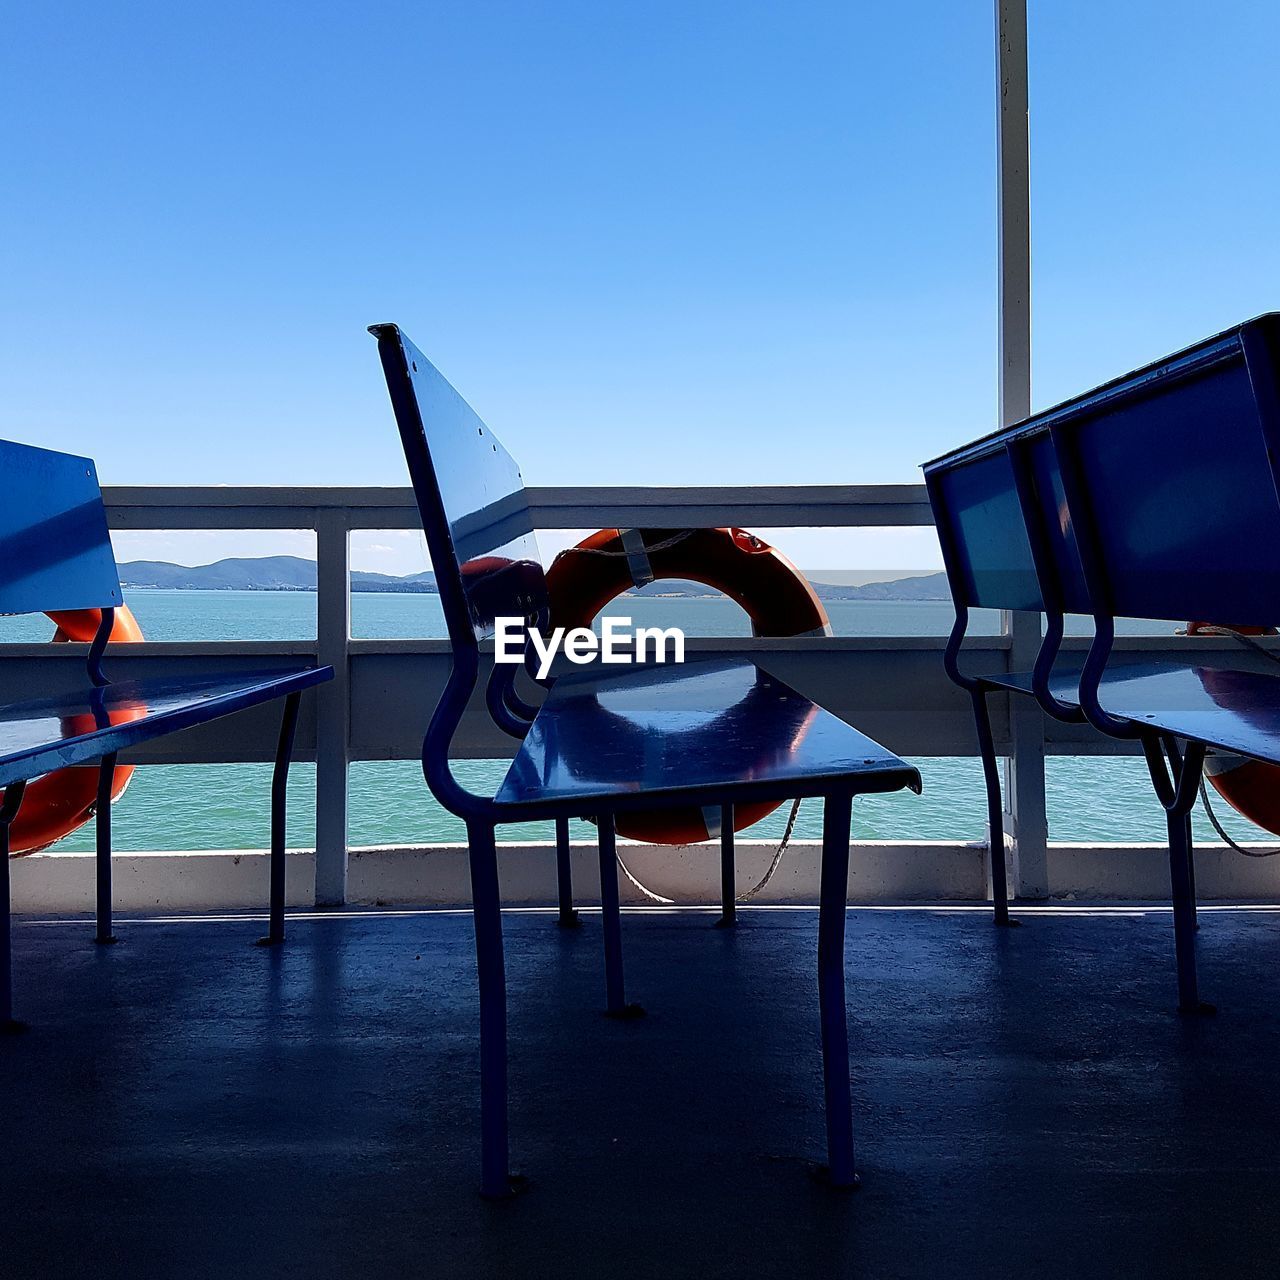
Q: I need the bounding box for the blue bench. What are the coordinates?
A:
[925,314,1280,1011]
[370,322,923,1196]
[0,439,332,1027]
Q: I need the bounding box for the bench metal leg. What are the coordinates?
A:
[1144,735,1210,1014]
[715,804,736,928]
[94,753,118,945]
[259,692,300,948]
[816,790,857,1189]
[1186,817,1199,931]
[970,689,1014,926]
[554,816,580,928]
[1167,808,1204,1013]
[0,780,27,1032]
[597,814,642,1019]
[466,818,523,1199]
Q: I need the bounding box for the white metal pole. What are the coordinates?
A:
[997,0,1032,428]
[314,510,351,905]
[996,0,1048,899]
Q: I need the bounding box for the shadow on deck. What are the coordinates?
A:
[2,904,1279,1278]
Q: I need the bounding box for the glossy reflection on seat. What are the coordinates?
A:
[495,657,921,813]
[0,669,330,787]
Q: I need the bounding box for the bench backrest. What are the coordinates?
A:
[0,439,122,615]
[370,324,549,654]
[924,436,1090,616]
[925,314,1280,631]
[1049,316,1280,629]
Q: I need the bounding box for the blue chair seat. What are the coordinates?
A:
[494,657,921,816]
[988,657,1280,763]
[0,667,330,788]
[1087,661,1280,763]
[983,667,1082,702]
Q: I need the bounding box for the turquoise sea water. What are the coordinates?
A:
[2,591,1262,851]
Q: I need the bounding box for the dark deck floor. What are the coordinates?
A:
[4,905,1280,1278]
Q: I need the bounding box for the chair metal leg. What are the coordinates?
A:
[1145,736,1211,1014]
[1185,814,1199,931]
[1168,808,1206,1014]
[466,819,524,1198]
[597,814,642,1019]
[816,790,858,1189]
[1,780,27,1032]
[94,754,118,945]
[258,691,300,948]
[970,689,1015,926]
[715,804,736,928]
[554,816,580,928]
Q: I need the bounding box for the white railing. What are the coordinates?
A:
[1,483,1257,906]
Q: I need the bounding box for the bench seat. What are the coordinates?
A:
[494,656,921,816]
[1088,661,1280,763]
[986,656,1280,763]
[0,666,331,787]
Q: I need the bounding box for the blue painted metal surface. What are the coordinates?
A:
[595,813,638,1018]
[926,451,1045,613]
[0,437,334,1026]
[924,312,1280,1011]
[1080,662,1280,762]
[0,440,121,614]
[371,321,924,1196]
[94,752,117,943]
[553,815,579,928]
[927,313,1280,624]
[1052,337,1280,628]
[925,313,1280,714]
[495,657,919,816]
[817,790,856,1186]
[369,324,547,650]
[0,668,330,789]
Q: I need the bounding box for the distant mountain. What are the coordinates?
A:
[116,557,949,602]
[118,556,439,594]
[819,572,949,601]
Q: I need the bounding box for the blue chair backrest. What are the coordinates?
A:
[926,444,1044,612]
[1049,315,1280,628]
[0,439,121,614]
[924,428,1089,616]
[370,324,549,653]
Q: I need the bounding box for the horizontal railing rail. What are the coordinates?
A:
[101,484,936,529]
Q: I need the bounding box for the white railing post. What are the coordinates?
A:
[996,0,1049,898]
[314,509,351,905]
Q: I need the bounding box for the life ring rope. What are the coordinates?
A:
[1198,781,1280,858]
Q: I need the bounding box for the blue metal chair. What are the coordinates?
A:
[924,399,1109,927]
[370,323,922,1197]
[0,439,332,1028]
[926,314,1280,1012]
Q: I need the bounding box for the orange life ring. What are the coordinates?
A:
[546,527,830,844]
[4,607,144,856]
[1187,621,1280,836]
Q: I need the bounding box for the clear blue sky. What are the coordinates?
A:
[3,2,1279,570]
